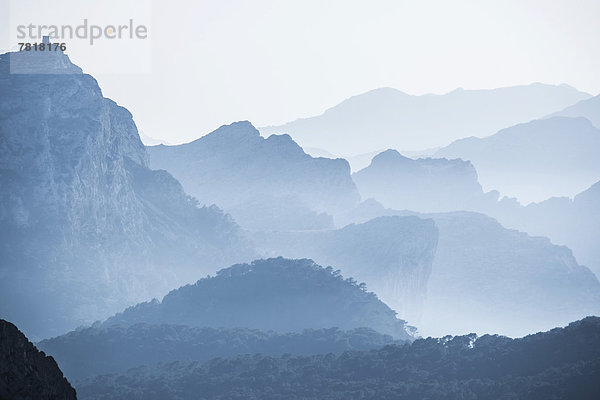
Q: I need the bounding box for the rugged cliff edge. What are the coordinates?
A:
[0,319,76,400]
[0,50,253,339]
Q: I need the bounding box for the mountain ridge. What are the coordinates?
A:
[260,83,591,156]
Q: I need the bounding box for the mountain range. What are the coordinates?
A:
[0,51,253,340]
[260,84,591,156]
[435,116,600,202]
[549,94,600,128]
[336,203,600,337]
[252,216,438,324]
[488,179,600,278]
[147,121,359,231]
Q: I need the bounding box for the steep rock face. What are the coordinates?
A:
[337,205,600,337]
[147,121,360,231]
[251,216,439,324]
[103,258,415,340]
[419,211,600,337]
[0,51,253,339]
[352,149,489,212]
[260,84,590,155]
[0,319,76,400]
[435,116,600,202]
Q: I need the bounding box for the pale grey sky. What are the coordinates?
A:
[2,0,599,144]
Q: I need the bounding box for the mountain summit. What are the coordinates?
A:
[0,50,252,339]
[147,121,360,231]
[104,257,415,340]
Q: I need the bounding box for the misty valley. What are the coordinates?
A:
[1,45,600,399]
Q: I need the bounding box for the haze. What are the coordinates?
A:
[1,0,599,145]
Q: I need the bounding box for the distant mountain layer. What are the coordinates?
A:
[252,216,438,324]
[147,121,359,231]
[337,205,600,337]
[39,324,401,382]
[260,84,590,156]
[76,317,600,400]
[103,258,415,340]
[490,179,600,279]
[0,50,253,339]
[0,319,76,400]
[549,94,600,128]
[352,149,490,212]
[435,116,600,202]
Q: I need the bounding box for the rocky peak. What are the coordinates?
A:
[0,319,77,399]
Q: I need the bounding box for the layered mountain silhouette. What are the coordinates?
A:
[0,319,76,400]
[252,216,438,324]
[260,84,590,156]
[147,121,359,231]
[352,149,493,212]
[39,325,401,382]
[329,203,600,337]
[0,51,253,339]
[419,211,600,337]
[436,116,600,202]
[549,94,600,128]
[490,180,600,278]
[346,146,600,284]
[75,317,600,400]
[102,258,415,340]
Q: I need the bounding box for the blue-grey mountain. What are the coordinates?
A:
[39,325,401,382]
[0,51,253,340]
[147,121,359,231]
[75,317,600,400]
[492,180,600,278]
[102,258,415,340]
[260,84,590,156]
[352,149,494,212]
[252,216,438,324]
[327,204,600,337]
[435,116,600,202]
[548,93,600,128]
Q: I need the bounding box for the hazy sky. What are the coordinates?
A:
[1,0,599,144]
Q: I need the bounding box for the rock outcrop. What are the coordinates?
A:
[0,319,76,400]
[352,149,490,212]
[0,50,253,339]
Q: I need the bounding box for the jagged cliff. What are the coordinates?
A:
[0,51,253,339]
[339,203,600,337]
[0,319,76,400]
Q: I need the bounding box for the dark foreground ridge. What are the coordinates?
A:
[0,319,76,400]
[76,317,600,400]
